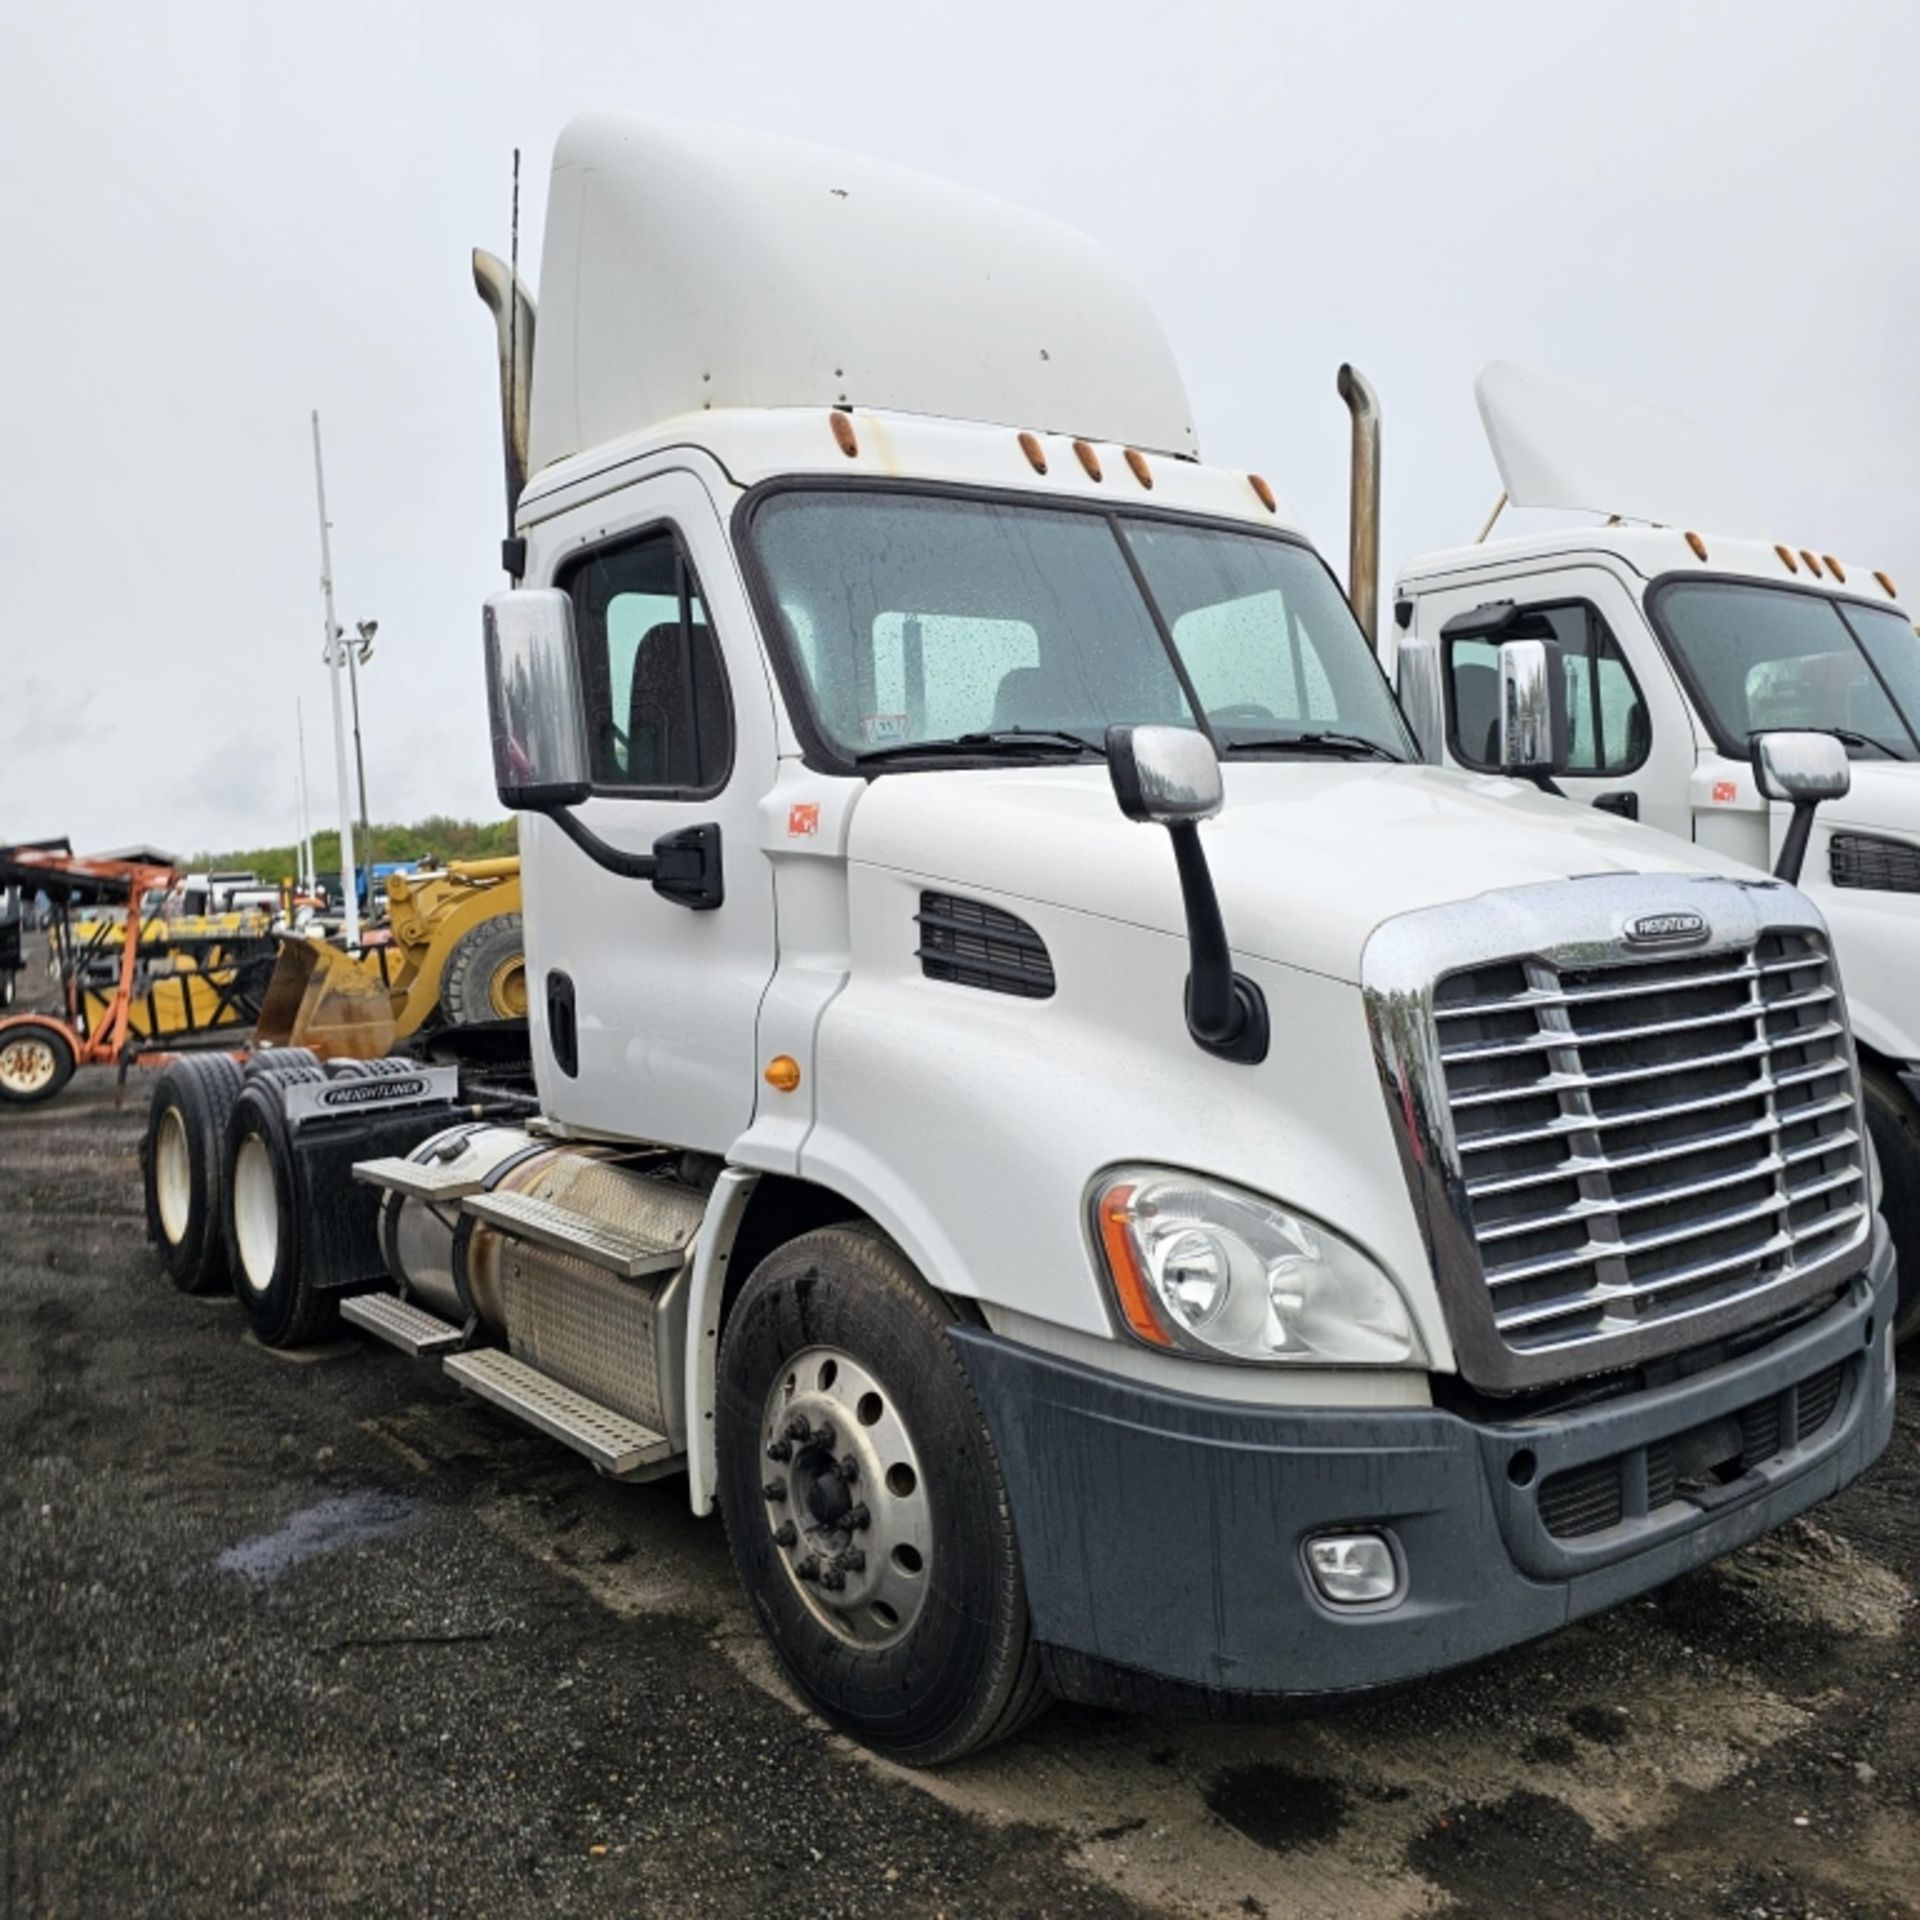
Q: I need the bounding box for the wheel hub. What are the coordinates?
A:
[761,1346,931,1646]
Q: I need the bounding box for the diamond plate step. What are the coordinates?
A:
[461,1189,687,1279]
[340,1292,465,1356]
[353,1154,490,1203]
[443,1349,674,1476]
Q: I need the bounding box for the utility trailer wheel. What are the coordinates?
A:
[1863,1065,1920,1342]
[716,1224,1047,1766]
[439,913,527,1026]
[0,1025,75,1105]
[142,1055,246,1293]
[223,1072,338,1348]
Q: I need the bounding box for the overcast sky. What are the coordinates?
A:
[3,0,1916,858]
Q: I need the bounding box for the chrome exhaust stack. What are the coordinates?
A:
[472,248,536,524]
[1337,363,1381,648]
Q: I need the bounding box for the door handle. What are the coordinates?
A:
[651,823,724,911]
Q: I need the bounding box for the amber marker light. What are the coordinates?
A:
[1248,473,1277,513]
[1018,431,1047,474]
[1685,531,1709,561]
[1775,545,1799,574]
[829,411,859,458]
[1801,550,1824,577]
[1875,570,1898,598]
[1823,555,1847,583]
[1073,438,1103,481]
[1096,1182,1172,1347]
[763,1055,802,1092]
[1124,448,1153,488]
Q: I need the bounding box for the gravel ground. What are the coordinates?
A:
[3,995,1918,1916]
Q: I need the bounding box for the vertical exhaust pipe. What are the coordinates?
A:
[1336,364,1381,647]
[472,248,536,526]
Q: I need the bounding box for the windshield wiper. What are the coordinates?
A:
[853,728,1103,765]
[1219,730,1405,763]
[1826,726,1914,761]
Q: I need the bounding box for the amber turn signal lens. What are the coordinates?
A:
[763,1055,802,1092]
[1096,1184,1172,1348]
[1875,569,1898,598]
[1822,554,1846,583]
[1775,544,1799,574]
[829,412,858,458]
[1248,473,1277,513]
[1073,438,1103,481]
[1018,430,1047,474]
[1685,531,1708,561]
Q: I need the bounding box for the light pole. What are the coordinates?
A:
[348,618,378,906]
[310,410,360,947]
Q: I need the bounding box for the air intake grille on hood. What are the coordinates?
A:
[1830,831,1920,895]
[916,893,1055,999]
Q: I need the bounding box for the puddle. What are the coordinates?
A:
[215,1492,424,1583]
[1204,1762,1353,1852]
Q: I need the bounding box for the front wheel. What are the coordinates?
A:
[716,1225,1047,1765]
[0,1024,76,1105]
[1862,1064,1920,1342]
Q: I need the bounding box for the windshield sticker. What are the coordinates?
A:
[861,712,911,744]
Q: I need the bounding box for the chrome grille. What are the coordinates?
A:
[1434,929,1867,1359]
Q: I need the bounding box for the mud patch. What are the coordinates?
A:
[1565,1704,1631,1747]
[1205,1763,1351,1853]
[1407,1789,1653,1920]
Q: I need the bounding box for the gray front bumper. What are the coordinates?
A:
[951,1225,1896,1711]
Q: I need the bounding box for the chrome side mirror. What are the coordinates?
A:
[1107,724,1224,824]
[1752,730,1851,885]
[483,589,590,811]
[1496,638,1568,790]
[1105,725,1265,1065]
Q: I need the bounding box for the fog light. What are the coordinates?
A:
[1305,1532,1400,1606]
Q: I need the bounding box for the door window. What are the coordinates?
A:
[1446,601,1648,775]
[559,528,732,793]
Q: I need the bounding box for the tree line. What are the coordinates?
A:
[193,815,518,881]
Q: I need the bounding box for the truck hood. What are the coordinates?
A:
[1824,760,1920,837]
[849,762,1765,983]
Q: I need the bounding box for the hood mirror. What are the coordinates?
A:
[1752,731,1851,885]
[1496,637,1569,794]
[1106,726,1267,1066]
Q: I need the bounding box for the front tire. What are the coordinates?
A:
[716,1224,1047,1765]
[1863,1064,1920,1342]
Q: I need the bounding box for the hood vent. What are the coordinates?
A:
[916,893,1054,999]
[1830,831,1920,896]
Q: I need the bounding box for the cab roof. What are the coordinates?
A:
[528,114,1198,479]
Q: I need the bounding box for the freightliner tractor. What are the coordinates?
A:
[1387,361,1920,1340]
[145,116,1896,1765]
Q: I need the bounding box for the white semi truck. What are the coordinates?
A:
[1388,362,1920,1338]
[148,118,1896,1764]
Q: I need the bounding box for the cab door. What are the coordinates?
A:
[1429,565,1698,839]
[520,467,779,1152]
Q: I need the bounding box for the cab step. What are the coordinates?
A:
[340,1292,466,1356]
[352,1154,492,1203]
[442,1349,675,1476]
[461,1188,687,1279]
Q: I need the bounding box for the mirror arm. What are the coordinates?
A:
[1166,823,1270,1065]
[542,803,660,880]
[1774,800,1819,886]
[1526,771,1566,799]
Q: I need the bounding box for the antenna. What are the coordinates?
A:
[508,147,520,544]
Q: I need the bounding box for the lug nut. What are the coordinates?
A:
[763,1481,787,1502]
[786,1414,811,1442]
[820,1565,846,1591]
[847,1503,871,1532]
[838,1455,859,1483]
[838,1548,866,1573]
[766,1439,792,1463]
[796,1555,820,1582]
[811,1422,837,1450]
[773,1521,797,1549]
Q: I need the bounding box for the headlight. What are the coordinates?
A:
[1092,1167,1424,1366]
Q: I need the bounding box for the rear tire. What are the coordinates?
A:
[0,1025,76,1105]
[142,1055,246,1293]
[1863,1064,1920,1342]
[439,914,526,1026]
[223,1075,338,1347]
[716,1224,1047,1765]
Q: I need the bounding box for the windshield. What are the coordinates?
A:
[1653,581,1920,761]
[746,490,1414,764]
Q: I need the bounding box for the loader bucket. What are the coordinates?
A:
[251,936,399,1059]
